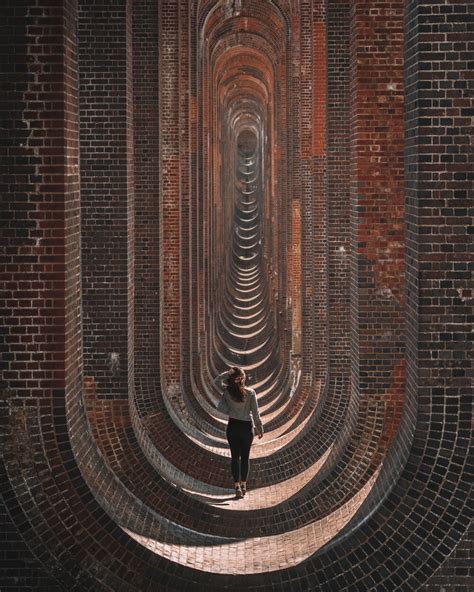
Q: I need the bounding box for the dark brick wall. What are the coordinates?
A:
[158,0,181,391]
[78,0,134,401]
[405,1,473,589]
[422,523,473,591]
[132,0,160,412]
[1,0,82,588]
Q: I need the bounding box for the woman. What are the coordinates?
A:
[213,367,264,499]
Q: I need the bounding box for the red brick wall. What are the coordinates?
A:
[349,0,406,410]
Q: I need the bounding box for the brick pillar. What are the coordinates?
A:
[132,0,160,388]
[158,0,180,393]
[288,14,302,366]
[327,0,351,377]
[405,1,473,588]
[349,0,405,405]
[300,0,328,383]
[78,0,134,400]
[0,0,80,586]
[178,0,191,388]
[312,0,327,382]
[299,2,313,368]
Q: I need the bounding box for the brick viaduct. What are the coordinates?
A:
[1,1,472,590]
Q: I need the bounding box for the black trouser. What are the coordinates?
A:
[226,418,254,482]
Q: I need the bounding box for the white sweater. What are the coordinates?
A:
[213,372,264,435]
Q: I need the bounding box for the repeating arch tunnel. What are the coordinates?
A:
[1,0,471,591]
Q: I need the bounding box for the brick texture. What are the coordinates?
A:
[78,0,134,401]
[1,0,472,590]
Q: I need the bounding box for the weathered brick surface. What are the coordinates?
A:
[349,0,406,416]
[1,0,472,590]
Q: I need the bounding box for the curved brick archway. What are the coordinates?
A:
[0,0,471,591]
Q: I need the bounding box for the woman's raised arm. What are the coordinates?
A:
[212,369,231,390]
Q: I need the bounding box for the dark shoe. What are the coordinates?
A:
[235,486,243,499]
[241,483,247,496]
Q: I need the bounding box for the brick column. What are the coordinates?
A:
[327,0,351,377]
[288,14,302,365]
[299,1,313,368]
[299,0,328,382]
[405,1,473,588]
[0,0,81,585]
[178,0,191,388]
[311,0,327,382]
[78,0,134,400]
[158,1,180,393]
[132,0,160,392]
[349,0,405,406]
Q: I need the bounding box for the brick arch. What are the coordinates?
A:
[0,0,471,590]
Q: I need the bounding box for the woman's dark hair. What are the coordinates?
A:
[226,367,246,402]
